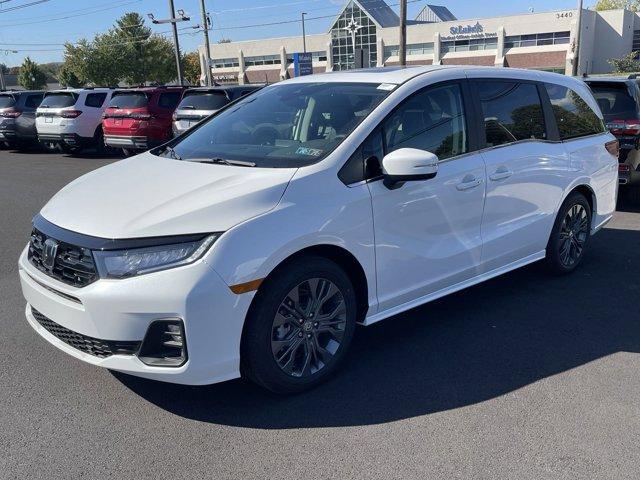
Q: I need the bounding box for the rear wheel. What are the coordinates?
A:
[241,255,357,394]
[545,192,591,274]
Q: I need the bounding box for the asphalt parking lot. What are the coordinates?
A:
[1,147,639,480]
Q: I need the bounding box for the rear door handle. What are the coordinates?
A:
[489,167,513,181]
[456,177,482,191]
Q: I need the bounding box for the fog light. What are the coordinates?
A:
[138,319,187,367]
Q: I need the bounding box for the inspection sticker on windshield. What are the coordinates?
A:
[296,147,324,157]
[377,83,397,91]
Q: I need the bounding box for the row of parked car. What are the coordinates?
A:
[0,84,261,155]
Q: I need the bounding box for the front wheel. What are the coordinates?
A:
[545,192,592,274]
[241,255,357,394]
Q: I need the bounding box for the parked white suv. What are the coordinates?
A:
[19,67,618,393]
[36,88,114,153]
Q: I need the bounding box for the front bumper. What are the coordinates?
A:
[18,246,253,385]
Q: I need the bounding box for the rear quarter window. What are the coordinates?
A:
[25,94,44,108]
[545,83,605,140]
[158,91,181,109]
[85,92,107,108]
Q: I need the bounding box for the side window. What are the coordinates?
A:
[477,81,546,148]
[158,92,181,109]
[25,94,44,109]
[338,130,384,184]
[545,83,605,140]
[85,93,107,108]
[383,83,468,160]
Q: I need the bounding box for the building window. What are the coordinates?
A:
[633,30,640,58]
[212,58,239,68]
[441,37,497,54]
[384,43,434,60]
[504,31,570,49]
[245,54,281,66]
[330,0,377,71]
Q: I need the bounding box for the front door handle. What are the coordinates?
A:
[489,167,513,181]
[456,177,482,191]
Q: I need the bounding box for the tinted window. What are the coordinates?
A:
[25,94,43,108]
[587,82,637,122]
[545,83,605,140]
[383,83,468,160]
[477,81,546,147]
[178,91,228,110]
[0,94,16,108]
[85,92,107,108]
[158,92,181,109]
[166,82,389,168]
[108,93,148,108]
[40,93,77,108]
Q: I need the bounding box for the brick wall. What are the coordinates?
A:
[441,56,495,66]
[505,51,566,69]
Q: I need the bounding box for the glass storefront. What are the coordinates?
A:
[330,1,377,71]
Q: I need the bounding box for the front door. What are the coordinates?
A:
[368,81,487,312]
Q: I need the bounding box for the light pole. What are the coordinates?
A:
[148,2,190,85]
[301,12,307,53]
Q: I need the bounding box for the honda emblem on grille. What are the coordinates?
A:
[42,238,59,271]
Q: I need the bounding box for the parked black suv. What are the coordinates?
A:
[584,75,640,198]
[0,90,45,149]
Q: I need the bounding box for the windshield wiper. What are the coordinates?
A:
[195,157,256,167]
[161,145,182,160]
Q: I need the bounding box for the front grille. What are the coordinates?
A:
[31,308,140,358]
[28,228,98,287]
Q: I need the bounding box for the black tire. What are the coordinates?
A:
[241,254,357,394]
[545,191,592,275]
[623,186,640,204]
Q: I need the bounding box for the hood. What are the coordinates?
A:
[40,152,296,239]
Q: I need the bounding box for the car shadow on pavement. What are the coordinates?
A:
[112,226,640,429]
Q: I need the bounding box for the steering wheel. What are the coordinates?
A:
[252,125,280,146]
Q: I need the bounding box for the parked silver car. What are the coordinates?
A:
[0,90,45,148]
[172,85,262,136]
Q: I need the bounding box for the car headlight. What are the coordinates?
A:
[93,233,220,279]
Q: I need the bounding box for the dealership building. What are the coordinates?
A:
[198,0,640,84]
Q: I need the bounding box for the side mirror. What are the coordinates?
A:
[381,148,439,189]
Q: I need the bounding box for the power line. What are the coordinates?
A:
[0,0,141,27]
[0,0,50,12]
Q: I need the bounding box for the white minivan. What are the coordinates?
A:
[19,66,618,393]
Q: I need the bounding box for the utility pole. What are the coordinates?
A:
[399,0,407,66]
[199,0,212,86]
[572,0,583,76]
[0,67,5,91]
[301,12,307,53]
[148,2,190,85]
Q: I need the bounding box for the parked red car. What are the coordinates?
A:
[102,86,185,155]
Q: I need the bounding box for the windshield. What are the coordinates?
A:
[108,92,148,108]
[588,82,637,121]
[0,94,16,108]
[178,91,229,111]
[40,93,77,108]
[165,82,391,168]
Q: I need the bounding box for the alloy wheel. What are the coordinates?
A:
[558,204,589,267]
[271,277,347,378]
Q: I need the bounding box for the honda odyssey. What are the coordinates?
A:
[19,66,618,393]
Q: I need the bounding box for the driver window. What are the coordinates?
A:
[383,83,468,160]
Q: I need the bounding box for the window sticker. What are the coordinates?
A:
[296,147,324,157]
[377,83,397,91]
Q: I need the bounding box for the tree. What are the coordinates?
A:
[0,63,7,74]
[608,51,640,72]
[62,12,176,86]
[57,63,84,88]
[17,57,47,90]
[183,51,201,85]
[595,0,640,11]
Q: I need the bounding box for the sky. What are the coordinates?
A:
[0,0,591,67]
